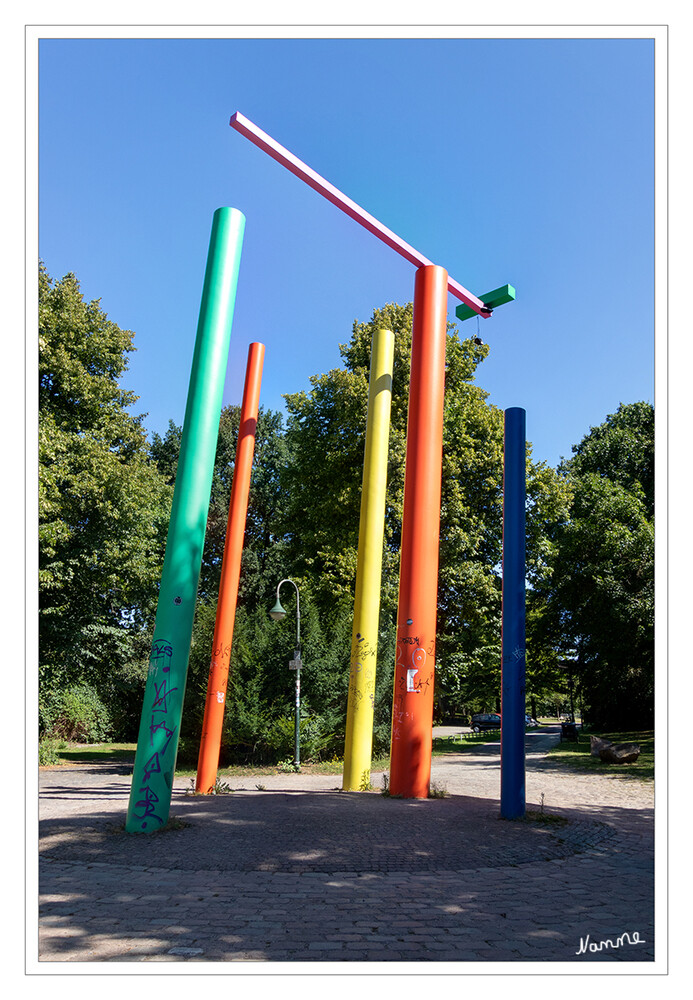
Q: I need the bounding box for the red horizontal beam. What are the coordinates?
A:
[229,111,492,317]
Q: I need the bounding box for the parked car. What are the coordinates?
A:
[471,713,501,732]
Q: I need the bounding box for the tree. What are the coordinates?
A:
[141,299,576,755]
[280,303,570,721]
[565,401,654,517]
[152,405,303,753]
[543,403,655,728]
[151,404,291,606]
[39,264,172,732]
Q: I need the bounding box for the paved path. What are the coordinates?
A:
[37,727,655,965]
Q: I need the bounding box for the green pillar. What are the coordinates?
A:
[126,207,245,833]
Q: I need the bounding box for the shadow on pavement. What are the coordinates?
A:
[40,785,637,875]
[38,788,654,964]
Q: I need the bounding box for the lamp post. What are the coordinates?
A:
[269,579,302,769]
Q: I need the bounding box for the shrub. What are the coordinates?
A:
[174,736,199,768]
[263,714,339,763]
[300,715,340,762]
[38,737,65,765]
[371,719,392,758]
[47,684,112,743]
[105,656,149,741]
[39,688,62,737]
[264,715,298,760]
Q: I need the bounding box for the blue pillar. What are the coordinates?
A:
[500,407,526,819]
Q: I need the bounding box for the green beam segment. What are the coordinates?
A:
[455,284,516,322]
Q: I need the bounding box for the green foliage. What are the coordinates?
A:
[266,715,339,763]
[540,403,654,728]
[179,580,354,764]
[38,737,67,765]
[564,401,654,517]
[38,260,651,760]
[186,776,235,795]
[163,300,573,744]
[38,264,172,710]
[358,770,373,791]
[42,683,112,743]
[156,405,291,605]
[172,736,201,769]
[149,419,182,485]
[282,302,568,719]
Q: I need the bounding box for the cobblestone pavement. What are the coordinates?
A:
[37,728,656,966]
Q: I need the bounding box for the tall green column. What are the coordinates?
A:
[126,207,245,833]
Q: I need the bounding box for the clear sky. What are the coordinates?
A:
[38,33,655,469]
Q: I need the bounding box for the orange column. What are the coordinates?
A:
[195,342,265,793]
[388,265,448,798]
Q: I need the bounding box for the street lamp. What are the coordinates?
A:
[269,578,302,769]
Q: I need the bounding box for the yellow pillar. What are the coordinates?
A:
[342,327,395,790]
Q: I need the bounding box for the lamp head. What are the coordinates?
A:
[268,597,287,622]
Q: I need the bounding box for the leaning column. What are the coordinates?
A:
[126,208,245,833]
[196,341,265,793]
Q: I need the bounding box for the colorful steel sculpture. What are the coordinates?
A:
[229,112,493,317]
[126,208,245,833]
[500,407,527,819]
[388,265,448,798]
[455,284,516,323]
[342,327,395,792]
[228,111,515,798]
[196,342,265,794]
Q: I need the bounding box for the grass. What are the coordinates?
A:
[516,810,569,826]
[179,754,393,778]
[185,776,235,795]
[43,732,654,784]
[41,741,391,778]
[431,726,551,756]
[45,742,137,765]
[546,729,654,781]
[432,732,500,755]
[108,816,190,835]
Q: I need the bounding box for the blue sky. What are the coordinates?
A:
[38,34,655,469]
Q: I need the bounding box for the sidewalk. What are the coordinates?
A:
[37,726,655,966]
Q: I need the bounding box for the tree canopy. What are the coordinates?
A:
[538,403,655,728]
[39,264,172,732]
[38,262,654,751]
[280,303,572,720]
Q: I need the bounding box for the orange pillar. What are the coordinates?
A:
[388,265,448,798]
[195,341,265,793]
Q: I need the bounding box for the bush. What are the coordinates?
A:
[39,688,61,737]
[174,736,199,769]
[266,714,339,763]
[46,684,113,743]
[371,720,392,759]
[38,737,66,765]
[105,656,149,741]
